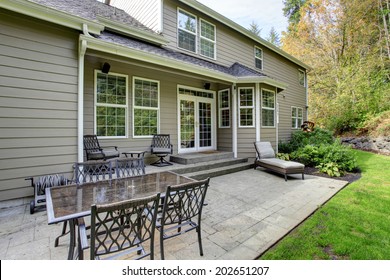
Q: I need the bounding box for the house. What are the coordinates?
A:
[0,0,309,201]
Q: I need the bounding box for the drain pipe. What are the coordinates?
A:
[232,83,238,158]
[77,24,89,162]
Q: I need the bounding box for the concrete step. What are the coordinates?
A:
[170,151,234,165]
[183,161,253,180]
[172,157,248,175]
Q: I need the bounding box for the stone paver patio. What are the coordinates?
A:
[0,169,348,260]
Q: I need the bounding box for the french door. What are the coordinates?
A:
[178,87,216,153]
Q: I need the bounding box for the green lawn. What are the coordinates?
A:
[260,150,390,260]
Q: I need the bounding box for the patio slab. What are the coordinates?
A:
[0,169,348,260]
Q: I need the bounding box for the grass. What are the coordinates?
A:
[260,150,390,260]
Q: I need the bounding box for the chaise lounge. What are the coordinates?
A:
[254,141,305,181]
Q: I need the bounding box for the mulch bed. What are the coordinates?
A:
[304,166,361,184]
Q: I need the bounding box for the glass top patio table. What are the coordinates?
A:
[46,171,195,225]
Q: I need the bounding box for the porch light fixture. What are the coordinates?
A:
[102,62,111,74]
[204,83,211,90]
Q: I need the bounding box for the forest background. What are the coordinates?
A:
[269,0,390,136]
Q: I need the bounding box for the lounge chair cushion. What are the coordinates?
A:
[257,158,304,170]
[254,142,275,159]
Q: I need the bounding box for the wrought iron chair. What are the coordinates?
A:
[115,157,145,178]
[150,134,173,166]
[77,194,160,260]
[157,178,210,260]
[73,160,113,184]
[83,135,120,161]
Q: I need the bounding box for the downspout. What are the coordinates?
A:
[255,83,260,142]
[276,87,279,153]
[232,83,237,158]
[78,24,89,162]
[305,71,309,121]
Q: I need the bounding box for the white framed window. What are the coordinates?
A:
[292,107,303,129]
[218,89,230,128]
[238,87,255,127]
[200,19,216,59]
[95,70,128,138]
[261,89,275,127]
[132,77,160,138]
[177,8,197,53]
[255,46,263,70]
[299,69,306,87]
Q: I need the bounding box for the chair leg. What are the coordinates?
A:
[302,173,305,180]
[197,226,203,256]
[160,229,165,260]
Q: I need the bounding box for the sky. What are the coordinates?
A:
[196,0,288,38]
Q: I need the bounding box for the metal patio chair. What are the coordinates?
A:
[150,134,173,166]
[73,160,113,184]
[115,157,145,178]
[83,135,119,161]
[77,194,160,260]
[156,177,210,260]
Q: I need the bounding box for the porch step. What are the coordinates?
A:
[173,158,253,180]
[170,151,234,165]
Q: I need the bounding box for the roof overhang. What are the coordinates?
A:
[179,0,311,70]
[81,34,287,90]
[0,0,104,34]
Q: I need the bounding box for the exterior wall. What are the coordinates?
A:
[83,53,221,163]
[0,10,79,201]
[117,0,162,32]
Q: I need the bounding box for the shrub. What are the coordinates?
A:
[280,128,334,153]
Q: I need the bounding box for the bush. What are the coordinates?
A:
[279,128,334,154]
[290,141,358,175]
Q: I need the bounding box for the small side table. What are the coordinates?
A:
[122,151,146,173]
[122,151,146,159]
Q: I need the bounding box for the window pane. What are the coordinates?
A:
[178,10,196,33]
[262,91,275,108]
[240,108,253,126]
[239,88,253,107]
[178,29,196,52]
[220,91,229,108]
[262,109,274,127]
[201,20,215,41]
[255,47,262,58]
[221,109,230,127]
[200,38,215,58]
[255,58,263,69]
[96,106,126,137]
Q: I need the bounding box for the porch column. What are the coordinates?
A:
[255,83,261,142]
[232,83,237,158]
[78,38,87,162]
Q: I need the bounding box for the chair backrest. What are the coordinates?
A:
[34,174,69,195]
[161,178,210,227]
[73,161,113,184]
[151,134,172,150]
[115,158,145,178]
[83,135,101,153]
[254,141,276,159]
[90,193,160,260]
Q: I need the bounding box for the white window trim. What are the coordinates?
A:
[177,8,198,54]
[254,46,263,70]
[291,106,303,129]
[299,69,306,87]
[238,87,255,128]
[218,89,230,128]
[261,89,276,128]
[94,70,128,139]
[199,18,216,60]
[132,76,160,138]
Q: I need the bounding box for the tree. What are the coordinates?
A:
[248,20,262,36]
[282,0,390,134]
[283,0,307,26]
[266,27,281,47]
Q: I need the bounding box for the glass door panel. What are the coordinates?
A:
[180,100,195,149]
[199,102,212,148]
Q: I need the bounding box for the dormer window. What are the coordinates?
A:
[178,9,197,53]
[200,19,216,59]
[255,46,263,70]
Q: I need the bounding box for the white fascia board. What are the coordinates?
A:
[179,0,311,70]
[237,76,287,90]
[0,0,104,34]
[97,16,170,46]
[82,35,288,89]
[81,34,235,82]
